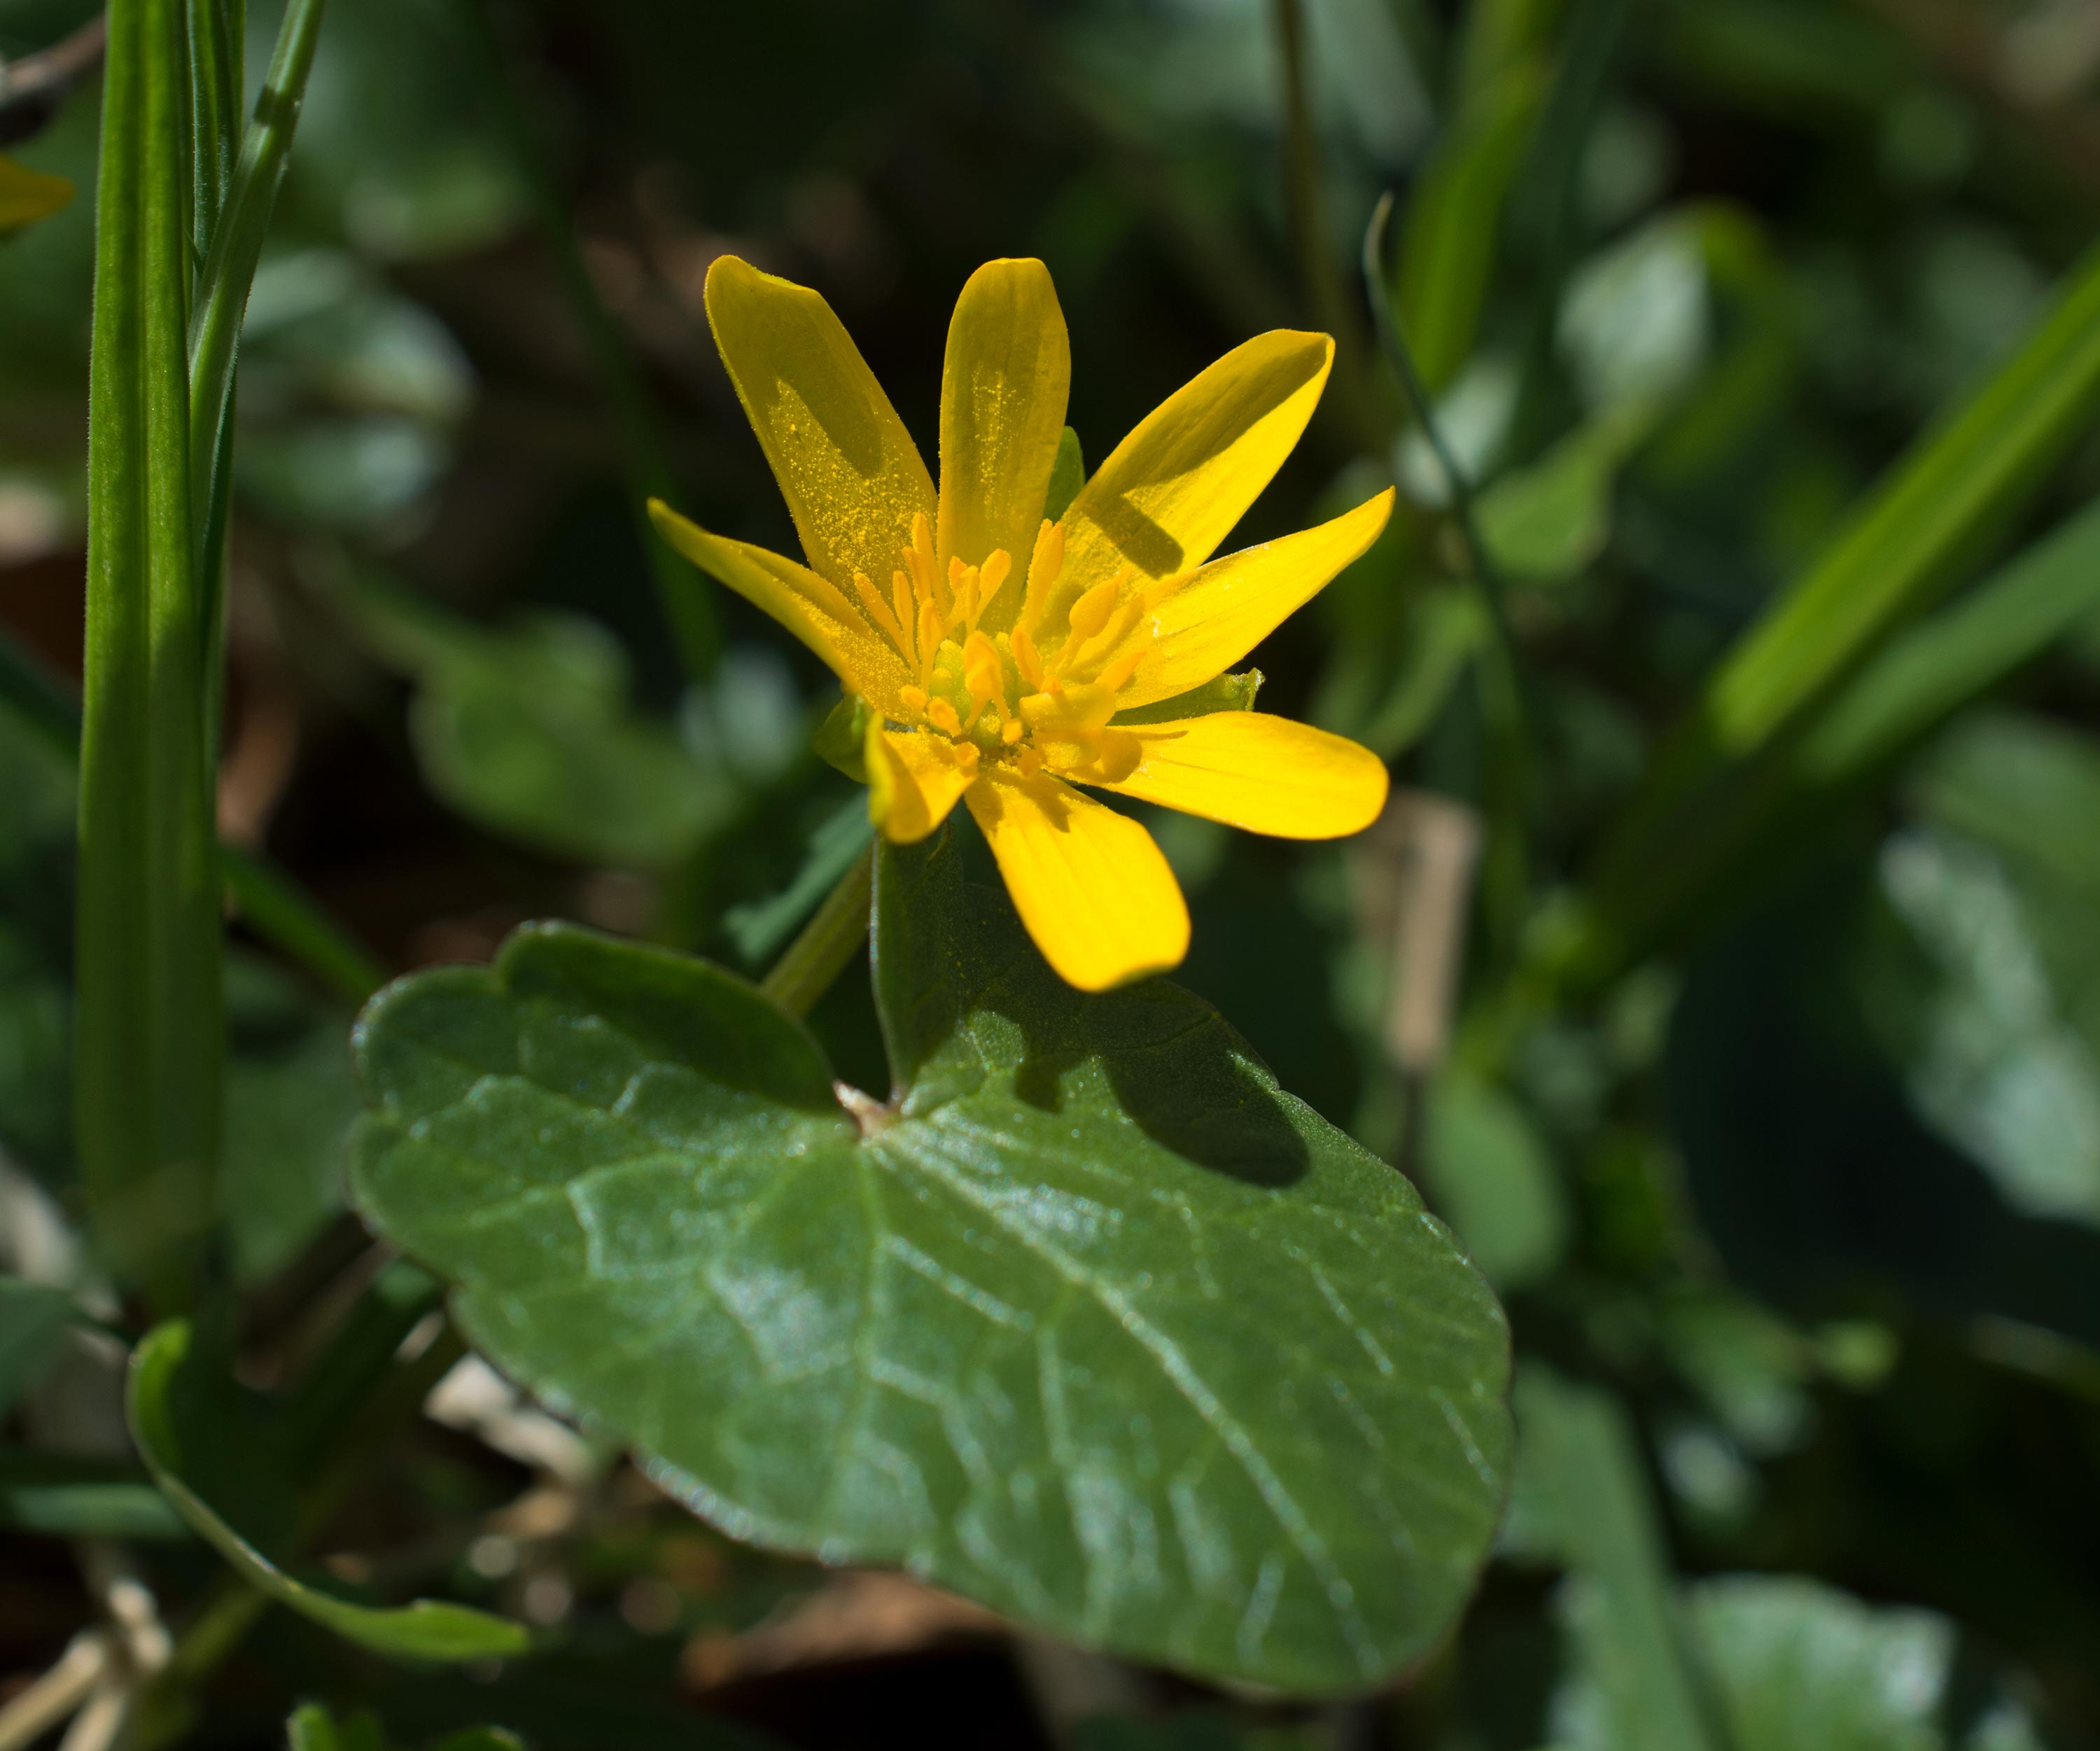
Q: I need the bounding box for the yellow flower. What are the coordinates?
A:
[651,256,1393,993]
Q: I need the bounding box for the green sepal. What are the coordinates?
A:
[1112,668,1264,725]
[813,690,874,781]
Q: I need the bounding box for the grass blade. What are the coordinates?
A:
[78,0,219,1309]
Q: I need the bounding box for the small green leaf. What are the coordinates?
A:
[336,571,734,870]
[813,692,874,782]
[1112,669,1262,726]
[1422,1075,1569,1292]
[351,834,1512,1694]
[128,1321,531,1662]
[1045,425,1086,522]
[1476,405,1654,583]
[0,154,76,235]
[287,1707,528,1751]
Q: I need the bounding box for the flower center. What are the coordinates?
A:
[853,513,1163,783]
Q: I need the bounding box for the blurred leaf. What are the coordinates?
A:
[288,1706,528,1751]
[1560,1575,1954,1751]
[1478,403,1653,582]
[0,153,75,235]
[1394,60,1547,395]
[336,570,736,870]
[0,1447,192,1540]
[1517,1365,1718,1751]
[1354,584,1488,760]
[1423,1073,1570,1292]
[351,831,1512,1694]
[1560,214,1713,415]
[0,706,76,1183]
[1046,424,1086,522]
[722,794,873,966]
[1656,1290,1813,1455]
[0,1276,76,1414]
[223,956,360,1283]
[1111,668,1263,725]
[128,1320,533,1661]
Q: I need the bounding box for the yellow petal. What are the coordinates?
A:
[937,260,1070,606]
[867,727,975,844]
[704,255,934,590]
[1109,489,1395,709]
[1076,712,1389,839]
[1056,330,1334,614]
[649,500,914,714]
[0,155,74,235]
[965,767,1189,992]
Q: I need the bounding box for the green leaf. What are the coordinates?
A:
[127,1320,532,1662]
[1422,1075,1569,1292]
[1592,236,2100,950]
[0,1277,77,1414]
[351,832,1512,1694]
[0,1446,192,1540]
[1515,1366,1717,1751]
[1557,1575,1955,1751]
[0,153,76,235]
[1112,669,1262,726]
[1045,425,1086,523]
[1392,60,1547,395]
[1476,405,1654,583]
[336,571,735,870]
[287,1705,528,1751]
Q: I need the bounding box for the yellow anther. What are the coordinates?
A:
[975,548,1012,622]
[1011,625,1046,692]
[948,559,979,631]
[1067,578,1120,642]
[899,684,927,712]
[1097,645,1145,692]
[1016,746,1042,779]
[953,741,981,775]
[908,513,942,614]
[1001,716,1025,746]
[1021,519,1064,633]
[852,571,907,654]
[927,697,962,737]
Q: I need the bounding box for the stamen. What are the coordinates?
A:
[1019,519,1064,634]
[1096,646,1145,692]
[962,632,1004,706]
[1016,746,1042,779]
[952,741,981,776]
[926,697,962,737]
[1011,625,1046,692]
[1066,578,1120,643]
[899,684,927,713]
[853,571,909,655]
[892,572,917,661]
[974,549,1012,625]
[1000,717,1025,746]
[909,513,943,615]
[916,599,944,682]
[947,559,979,632]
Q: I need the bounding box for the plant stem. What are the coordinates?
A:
[1270,0,1387,452]
[761,845,874,1019]
[78,0,219,1313]
[461,0,722,680]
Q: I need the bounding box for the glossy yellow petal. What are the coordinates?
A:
[1109,488,1395,709]
[1077,712,1389,839]
[704,255,934,590]
[965,767,1189,992]
[866,727,976,844]
[0,155,74,235]
[649,499,914,714]
[1055,330,1334,615]
[938,259,1070,606]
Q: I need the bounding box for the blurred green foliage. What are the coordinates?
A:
[6,0,2100,1743]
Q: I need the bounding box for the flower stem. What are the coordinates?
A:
[760,845,874,1020]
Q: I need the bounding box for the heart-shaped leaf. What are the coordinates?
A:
[351,834,1510,1693]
